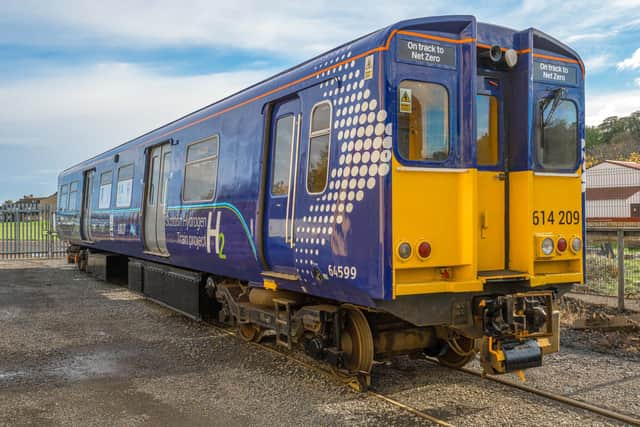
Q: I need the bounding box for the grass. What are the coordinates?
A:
[0,220,58,241]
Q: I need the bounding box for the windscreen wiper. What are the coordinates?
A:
[541,87,566,126]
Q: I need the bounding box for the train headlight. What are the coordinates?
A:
[398,242,412,260]
[541,238,554,256]
[571,237,582,253]
[505,49,518,68]
[556,237,567,253]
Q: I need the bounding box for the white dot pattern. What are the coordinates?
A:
[297,49,392,280]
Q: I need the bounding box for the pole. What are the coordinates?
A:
[617,229,625,312]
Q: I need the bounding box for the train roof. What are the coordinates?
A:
[62,15,583,175]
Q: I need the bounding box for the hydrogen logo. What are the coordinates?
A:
[207,211,227,259]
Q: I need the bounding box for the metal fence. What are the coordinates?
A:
[0,205,67,259]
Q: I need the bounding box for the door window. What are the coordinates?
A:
[476,95,499,166]
[161,152,171,206]
[271,115,295,196]
[398,81,449,162]
[148,155,160,206]
[306,102,331,193]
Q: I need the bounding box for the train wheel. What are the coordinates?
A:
[340,307,374,374]
[238,323,259,342]
[437,336,476,368]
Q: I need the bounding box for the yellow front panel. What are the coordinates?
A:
[509,171,584,284]
[391,157,480,295]
[477,171,505,271]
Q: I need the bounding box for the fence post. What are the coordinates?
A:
[617,229,625,312]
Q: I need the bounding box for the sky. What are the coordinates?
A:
[1,0,639,202]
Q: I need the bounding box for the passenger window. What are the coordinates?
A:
[536,99,578,169]
[99,171,113,209]
[476,95,499,166]
[116,164,134,208]
[68,182,79,211]
[271,115,295,196]
[307,102,331,193]
[183,136,219,202]
[59,185,69,210]
[398,81,449,162]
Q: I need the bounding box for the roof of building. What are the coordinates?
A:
[601,160,640,171]
[586,186,640,201]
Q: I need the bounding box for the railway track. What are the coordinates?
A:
[208,322,640,426]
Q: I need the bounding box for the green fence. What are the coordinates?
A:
[0,206,67,259]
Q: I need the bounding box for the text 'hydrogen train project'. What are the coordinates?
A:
[57,15,586,388]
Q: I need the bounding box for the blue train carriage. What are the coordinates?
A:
[56,15,585,387]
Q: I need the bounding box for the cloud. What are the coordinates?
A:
[635,77,640,87]
[617,48,640,70]
[0,62,274,200]
[586,89,640,125]
[565,32,615,43]
[584,55,611,73]
[0,1,427,59]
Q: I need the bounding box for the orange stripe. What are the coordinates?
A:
[396,30,476,44]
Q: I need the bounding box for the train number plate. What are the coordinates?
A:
[532,210,580,226]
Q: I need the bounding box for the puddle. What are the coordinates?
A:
[98,290,143,301]
[52,351,124,381]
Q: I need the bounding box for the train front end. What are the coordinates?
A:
[384,17,584,374]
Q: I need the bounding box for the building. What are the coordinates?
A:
[0,192,58,221]
[585,160,640,219]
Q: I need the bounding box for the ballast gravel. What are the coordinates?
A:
[1,259,638,426]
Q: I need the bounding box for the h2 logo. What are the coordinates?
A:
[207,211,226,259]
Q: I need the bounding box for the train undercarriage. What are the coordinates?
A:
[70,246,563,389]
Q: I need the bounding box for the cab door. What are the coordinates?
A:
[263,98,301,273]
[476,76,507,272]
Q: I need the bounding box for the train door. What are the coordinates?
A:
[476,76,508,272]
[143,143,171,255]
[80,169,95,241]
[263,98,301,273]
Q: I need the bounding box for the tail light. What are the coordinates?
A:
[556,237,567,253]
[417,241,431,259]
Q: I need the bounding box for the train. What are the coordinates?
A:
[56,15,585,388]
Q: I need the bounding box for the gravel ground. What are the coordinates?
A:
[1,259,639,426]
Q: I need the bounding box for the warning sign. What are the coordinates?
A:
[399,88,412,113]
[364,54,374,80]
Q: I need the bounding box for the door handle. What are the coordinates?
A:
[496,172,506,181]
